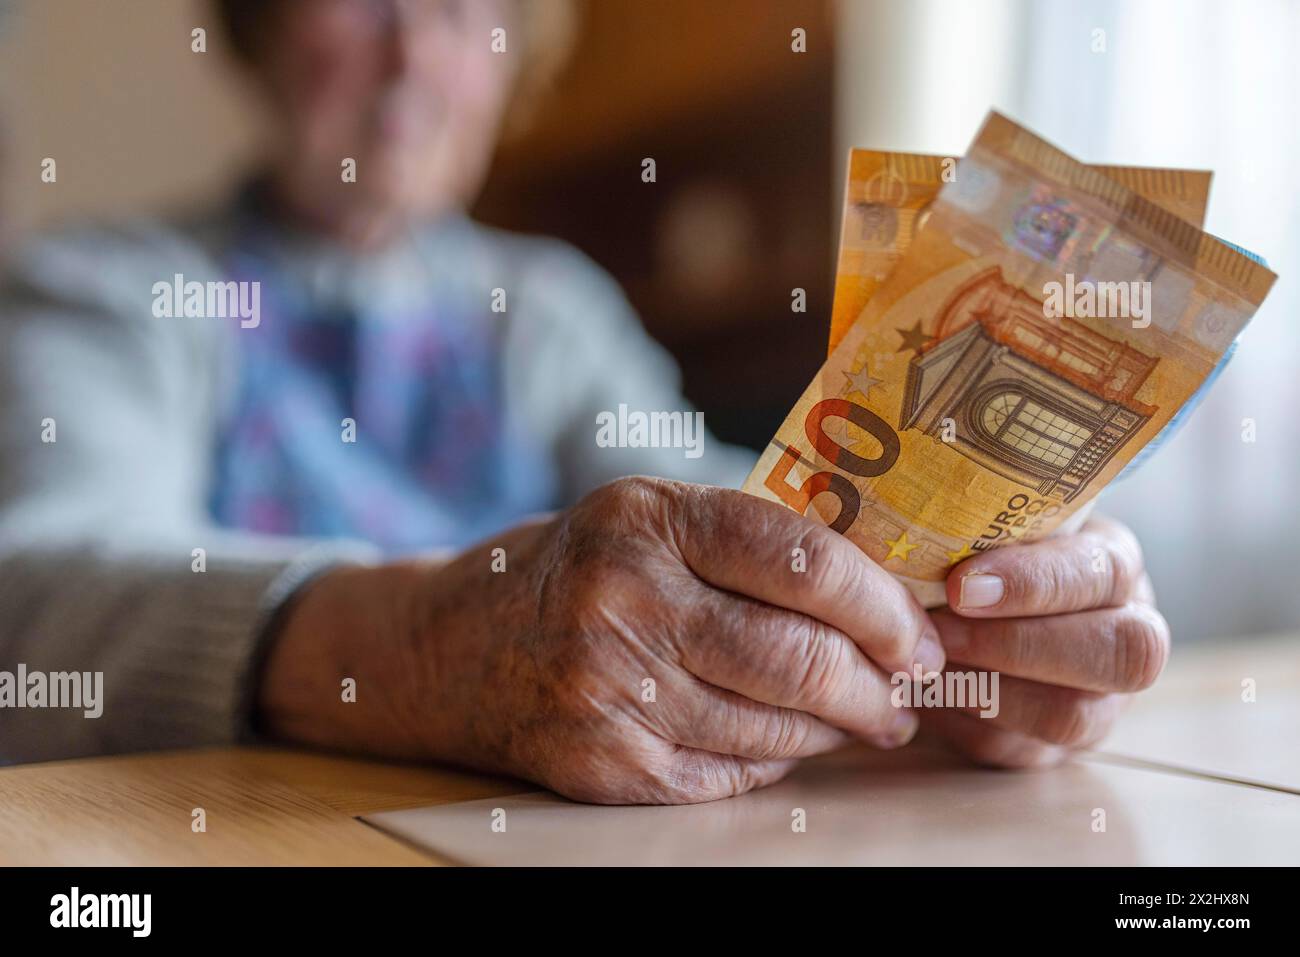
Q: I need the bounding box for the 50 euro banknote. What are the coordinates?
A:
[744,111,1276,607]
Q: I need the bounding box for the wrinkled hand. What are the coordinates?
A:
[261,477,944,805]
[923,515,1170,767]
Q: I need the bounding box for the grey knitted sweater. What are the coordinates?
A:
[0,207,753,764]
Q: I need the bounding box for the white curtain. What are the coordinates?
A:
[838,0,1300,642]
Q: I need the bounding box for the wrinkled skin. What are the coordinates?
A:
[925,514,1169,767]
[260,478,1168,804]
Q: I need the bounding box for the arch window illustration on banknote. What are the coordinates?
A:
[899,267,1156,503]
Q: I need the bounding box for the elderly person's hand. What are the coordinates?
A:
[922,515,1169,767]
[258,477,945,804]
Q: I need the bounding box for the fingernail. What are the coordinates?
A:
[913,630,946,675]
[959,573,1004,609]
[882,710,920,748]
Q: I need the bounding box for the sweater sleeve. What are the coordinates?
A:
[0,223,377,764]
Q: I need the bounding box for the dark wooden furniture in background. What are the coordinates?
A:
[474,0,836,450]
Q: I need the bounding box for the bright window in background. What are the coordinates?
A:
[837,0,1300,642]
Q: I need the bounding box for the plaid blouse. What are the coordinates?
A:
[208,197,558,553]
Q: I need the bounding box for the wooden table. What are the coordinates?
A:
[2,634,1297,866]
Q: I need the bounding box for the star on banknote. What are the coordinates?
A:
[883,531,921,562]
[946,543,976,565]
[895,320,932,354]
[840,364,883,401]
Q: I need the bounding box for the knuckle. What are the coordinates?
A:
[798,528,874,607]
[602,474,669,509]
[992,619,1036,672]
[641,772,692,806]
[1078,550,1118,609]
[1111,604,1170,691]
[799,533,912,663]
[565,744,689,806]
[1000,550,1057,609]
[1072,518,1145,607]
[575,477,677,540]
[868,614,915,669]
[1004,533,1140,612]
[645,752,727,805]
[971,733,1063,770]
[1106,518,1146,569]
[787,620,845,711]
[730,760,777,798]
[1101,535,1143,605]
[753,708,807,761]
[1036,694,1099,747]
[794,527,847,596]
[963,732,1019,768]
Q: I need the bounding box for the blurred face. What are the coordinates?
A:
[257,0,518,221]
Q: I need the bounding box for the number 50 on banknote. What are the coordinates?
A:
[744,112,1277,607]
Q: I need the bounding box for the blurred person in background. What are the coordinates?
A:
[0,0,1168,801]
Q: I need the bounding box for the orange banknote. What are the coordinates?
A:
[746,112,1275,607]
[827,151,1214,356]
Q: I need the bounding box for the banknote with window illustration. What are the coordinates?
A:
[744,112,1276,607]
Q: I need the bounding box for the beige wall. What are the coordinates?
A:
[0,0,263,236]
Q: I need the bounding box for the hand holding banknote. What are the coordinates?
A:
[258,477,949,804]
[257,114,1264,801]
[745,111,1275,766]
[926,513,1168,766]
